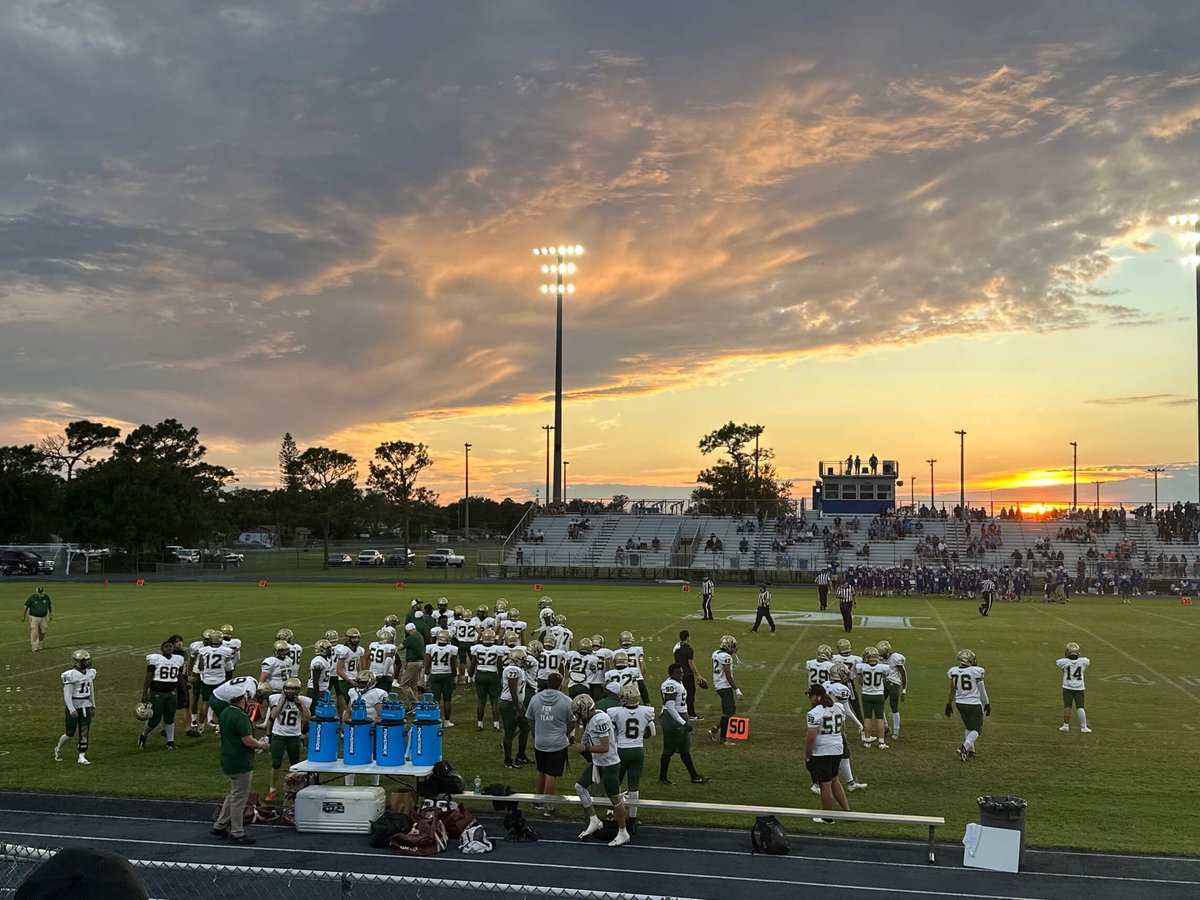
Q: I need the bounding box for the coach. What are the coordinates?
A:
[673,630,705,719]
[837,582,855,632]
[526,672,573,807]
[23,587,53,652]
[398,622,425,705]
[211,691,269,844]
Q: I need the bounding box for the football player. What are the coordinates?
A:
[277,628,303,669]
[605,650,641,695]
[608,683,657,829]
[834,638,865,725]
[658,663,707,785]
[566,637,595,699]
[380,614,400,642]
[55,650,96,764]
[584,638,608,700]
[322,629,341,702]
[543,635,568,686]
[855,646,891,749]
[469,628,503,731]
[266,677,311,801]
[368,629,397,693]
[209,675,262,719]
[945,649,989,760]
[591,634,614,676]
[1057,642,1092,733]
[260,640,299,694]
[493,598,510,627]
[570,694,631,847]
[345,671,387,786]
[527,640,548,689]
[805,685,850,822]
[535,596,556,639]
[805,644,835,689]
[453,610,475,685]
[334,628,365,718]
[500,646,532,768]
[190,629,233,736]
[814,663,867,795]
[308,639,334,704]
[185,631,208,732]
[877,640,907,740]
[549,614,574,652]
[220,624,241,674]
[709,635,741,745]
[506,608,528,641]
[425,629,458,726]
[619,631,650,703]
[139,639,185,750]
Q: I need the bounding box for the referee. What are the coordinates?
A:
[837,582,856,633]
[751,583,776,634]
[700,576,714,620]
[816,569,831,611]
[979,575,997,618]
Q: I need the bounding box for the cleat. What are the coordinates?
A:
[504,762,518,769]
[813,817,835,824]
[958,745,968,762]
[1059,724,1070,732]
[968,747,977,758]
[877,742,889,750]
[77,754,90,765]
[515,755,531,766]
[493,722,500,731]
[609,829,631,847]
[210,827,229,839]
[847,781,868,791]
[578,818,603,839]
[166,742,176,750]
[137,733,147,750]
[53,747,62,763]
[690,774,708,784]
[657,778,673,786]
[444,721,454,728]
[708,726,719,743]
[477,723,484,732]
[1080,726,1092,733]
[811,784,821,795]
[186,727,201,738]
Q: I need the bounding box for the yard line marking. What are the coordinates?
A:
[748,625,809,715]
[1184,724,1195,731]
[923,599,959,654]
[1135,722,1145,729]
[1031,606,1200,705]
[1139,611,1200,629]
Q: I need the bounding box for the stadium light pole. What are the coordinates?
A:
[1092,480,1103,511]
[533,243,582,505]
[464,443,472,538]
[541,424,554,508]
[1069,441,1078,511]
[563,460,570,505]
[1148,466,1165,512]
[954,430,967,520]
[926,458,936,510]
[1168,213,1200,501]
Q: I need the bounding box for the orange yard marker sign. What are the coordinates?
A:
[396,582,405,590]
[727,716,750,740]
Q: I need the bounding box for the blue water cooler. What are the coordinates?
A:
[409,692,443,766]
[375,694,407,767]
[343,695,374,766]
[307,690,339,763]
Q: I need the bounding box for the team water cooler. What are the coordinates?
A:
[307,690,339,763]
[409,692,443,765]
[343,695,374,766]
[374,694,407,767]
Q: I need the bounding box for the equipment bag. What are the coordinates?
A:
[417,759,466,798]
[390,813,448,857]
[459,823,495,854]
[750,815,790,855]
[369,811,415,849]
[421,797,477,839]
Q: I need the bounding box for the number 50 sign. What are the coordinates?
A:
[726,716,751,740]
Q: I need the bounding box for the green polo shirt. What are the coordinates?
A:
[403,631,426,662]
[218,704,256,775]
[25,593,52,618]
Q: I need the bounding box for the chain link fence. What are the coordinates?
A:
[0,844,695,900]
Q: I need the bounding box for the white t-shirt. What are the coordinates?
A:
[268,694,312,737]
[368,641,396,677]
[61,669,96,710]
[711,650,734,690]
[948,665,986,705]
[806,703,845,756]
[609,705,656,748]
[856,662,892,697]
[261,656,298,692]
[308,656,332,693]
[882,652,906,685]
[426,644,456,675]
[196,645,233,686]
[1057,656,1090,690]
[582,711,620,767]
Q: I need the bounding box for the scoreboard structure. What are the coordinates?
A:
[812,458,899,516]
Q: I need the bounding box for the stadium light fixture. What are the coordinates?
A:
[1147,466,1165,513]
[533,242,583,504]
[1167,213,1200,503]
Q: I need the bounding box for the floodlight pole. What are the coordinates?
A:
[1168,214,1200,502]
[955,430,967,520]
[926,458,936,510]
[1148,467,1164,512]
[542,425,554,508]
[563,460,569,504]
[534,245,581,505]
[1093,480,1103,511]
[464,443,472,537]
[1069,441,1078,511]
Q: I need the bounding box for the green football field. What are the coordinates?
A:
[4,580,1197,855]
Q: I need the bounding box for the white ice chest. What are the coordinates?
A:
[294,785,386,834]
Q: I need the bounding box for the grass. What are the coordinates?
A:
[3,579,1197,854]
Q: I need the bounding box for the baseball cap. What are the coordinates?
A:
[16,847,148,899]
[405,623,417,632]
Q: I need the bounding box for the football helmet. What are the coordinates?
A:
[134,701,153,721]
[384,614,399,628]
[436,629,450,645]
[578,637,594,653]
[508,607,520,620]
[592,635,605,647]
[273,640,290,657]
[437,597,449,608]
[543,635,558,650]
[836,638,852,654]
[619,684,641,708]
[956,649,977,667]
[876,640,892,657]
[324,629,340,643]
[345,628,361,645]
[719,634,738,654]
[283,677,302,699]
[277,628,294,643]
[539,597,554,609]
[613,650,630,667]
[495,598,509,613]
[207,630,224,647]
[1065,642,1080,659]
[476,605,489,619]
[619,630,634,648]
[527,640,544,656]
[507,647,527,663]
[355,670,377,690]
[221,624,235,637]
[256,682,273,701]
[571,693,596,719]
[314,639,333,658]
[376,629,391,642]
[481,628,497,645]
[863,646,880,664]
[504,631,520,648]
[830,662,852,683]
[455,605,468,619]
[556,614,568,626]
[816,644,833,662]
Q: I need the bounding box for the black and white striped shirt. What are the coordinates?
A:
[837,584,855,603]
[816,572,831,587]
[757,589,771,608]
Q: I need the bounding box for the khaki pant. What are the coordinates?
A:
[28,616,48,651]
[215,771,253,837]
[398,661,423,705]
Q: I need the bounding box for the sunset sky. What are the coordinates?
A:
[2,1,1199,508]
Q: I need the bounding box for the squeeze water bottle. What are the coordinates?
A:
[474,775,482,795]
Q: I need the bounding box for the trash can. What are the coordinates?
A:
[978,796,1026,865]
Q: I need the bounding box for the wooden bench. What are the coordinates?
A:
[452,792,945,863]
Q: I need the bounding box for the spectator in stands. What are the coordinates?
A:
[739,538,750,554]
[854,455,861,475]
[15,847,149,900]
[651,537,661,552]
[869,453,878,475]
[615,547,625,565]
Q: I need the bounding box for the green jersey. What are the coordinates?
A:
[25,593,51,618]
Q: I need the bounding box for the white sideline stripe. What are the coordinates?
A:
[748,625,809,715]
[1031,607,1200,705]
[0,831,1043,899]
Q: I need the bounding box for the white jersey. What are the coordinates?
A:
[348,687,388,721]
[500,663,525,702]
[621,644,646,681]
[549,625,573,651]
[948,665,986,705]
[453,618,473,645]
[268,694,311,737]
[565,650,590,685]
[882,652,906,685]
[609,705,657,748]
[826,681,853,705]
[426,643,456,675]
[465,618,486,643]
[1057,656,1090,690]
[592,646,614,671]
[368,641,396,677]
[522,658,539,692]
[805,658,834,688]
[213,676,259,704]
[605,666,640,690]
[582,711,619,767]
[260,655,299,692]
[539,607,556,629]
[196,644,233,686]
[711,650,734,690]
[146,652,185,690]
[308,655,333,693]
[188,639,205,666]
[806,703,845,756]
[287,642,303,669]
[61,668,97,710]
[856,662,891,697]
[543,648,567,680]
[335,644,366,680]
[660,677,689,726]
[222,636,242,670]
[584,653,606,686]
[836,652,863,671]
[470,643,504,674]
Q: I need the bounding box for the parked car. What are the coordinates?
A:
[425,548,465,568]
[386,548,416,567]
[356,549,385,566]
[0,550,54,575]
[326,553,353,567]
[216,549,244,567]
[173,548,201,563]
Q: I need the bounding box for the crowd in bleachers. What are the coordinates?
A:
[1149,501,1200,543]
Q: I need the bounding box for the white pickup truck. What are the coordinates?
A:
[425,548,465,568]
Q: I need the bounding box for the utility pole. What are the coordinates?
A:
[955,430,967,520]
[541,425,554,508]
[1147,466,1165,512]
[1092,480,1103,511]
[1069,441,1078,511]
[464,443,472,537]
[926,459,937,510]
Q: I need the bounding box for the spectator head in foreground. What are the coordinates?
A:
[17,847,148,899]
